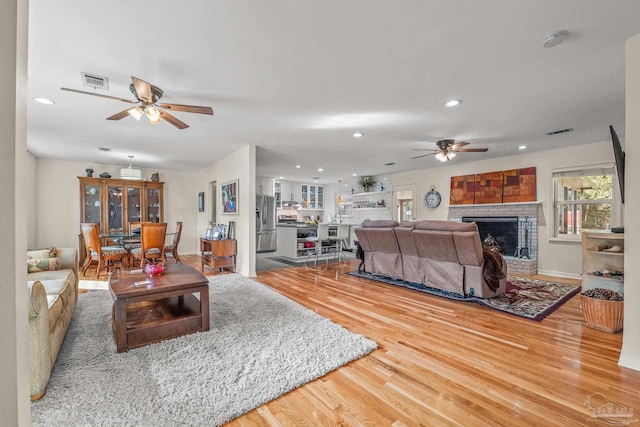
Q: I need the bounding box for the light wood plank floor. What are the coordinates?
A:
[81,255,640,426]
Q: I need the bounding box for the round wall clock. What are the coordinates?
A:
[424,185,441,208]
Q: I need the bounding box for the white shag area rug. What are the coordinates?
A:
[31,274,376,426]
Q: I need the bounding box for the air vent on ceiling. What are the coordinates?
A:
[384,162,396,166]
[546,128,574,135]
[98,147,111,152]
[82,72,109,90]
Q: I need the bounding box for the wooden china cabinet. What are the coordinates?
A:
[78,177,164,263]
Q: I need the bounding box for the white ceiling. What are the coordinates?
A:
[27,0,640,184]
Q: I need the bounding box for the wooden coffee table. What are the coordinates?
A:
[108,263,209,353]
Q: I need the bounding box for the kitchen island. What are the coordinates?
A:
[277,223,358,262]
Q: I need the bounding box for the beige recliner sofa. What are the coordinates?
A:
[27,247,78,400]
[355,220,506,298]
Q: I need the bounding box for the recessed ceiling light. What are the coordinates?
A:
[314,180,319,183]
[296,165,301,168]
[34,97,54,105]
[445,99,461,107]
[519,145,527,150]
[318,168,324,172]
[279,176,284,179]
[352,173,358,177]
[353,132,364,138]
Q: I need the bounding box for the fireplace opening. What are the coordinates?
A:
[462,216,519,256]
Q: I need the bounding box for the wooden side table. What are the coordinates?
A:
[201,238,237,273]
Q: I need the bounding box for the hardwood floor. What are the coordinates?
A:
[81,256,640,426]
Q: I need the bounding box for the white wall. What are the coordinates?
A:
[1,0,31,423]
[619,33,640,371]
[392,140,617,277]
[195,145,256,277]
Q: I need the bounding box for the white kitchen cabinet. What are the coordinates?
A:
[301,184,324,209]
[256,176,274,196]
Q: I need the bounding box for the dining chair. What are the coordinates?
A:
[80,222,128,279]
[164,221,183,263]
[130,222,167,267]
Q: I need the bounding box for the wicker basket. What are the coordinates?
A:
[580,295,624,333]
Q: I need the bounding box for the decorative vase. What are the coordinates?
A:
[85,168,94,177]
[99,172,111,179]
[145,262,165,277]
[151,172,160,182]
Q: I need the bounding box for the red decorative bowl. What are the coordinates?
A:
[145,262,165,277]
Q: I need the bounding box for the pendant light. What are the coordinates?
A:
[120,155,142,180]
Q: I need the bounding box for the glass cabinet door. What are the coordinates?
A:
[301,184,309,208]
[146,187,162,223]
[83,184,101,225]
[275,182,282,208]
[317,186,323,209]
[126,186,142,226]
[309,185,316,209]
[107,185,123,231]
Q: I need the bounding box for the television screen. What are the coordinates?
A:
[609,125,625,204]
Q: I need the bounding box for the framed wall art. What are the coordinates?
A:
[221,179,238,215]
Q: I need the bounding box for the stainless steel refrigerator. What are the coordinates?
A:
[256,195,277,252]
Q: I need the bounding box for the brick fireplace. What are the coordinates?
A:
[448,202,540,275]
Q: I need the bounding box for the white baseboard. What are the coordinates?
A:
[537,269,582,280]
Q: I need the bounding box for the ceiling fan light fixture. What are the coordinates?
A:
[127,106,144,121]
[145,106,160,122]
[435,151,456,162]
[120,155,142,180]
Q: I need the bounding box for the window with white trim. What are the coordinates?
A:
[553,166,614,238]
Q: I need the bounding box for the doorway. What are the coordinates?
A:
[393,185,417,222]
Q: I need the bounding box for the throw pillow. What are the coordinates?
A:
[27,246,56,259]
[28,249,51,260]
[28,257,61,273]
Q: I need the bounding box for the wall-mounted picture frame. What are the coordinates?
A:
[198,192,205,212]
[221,179,238,215]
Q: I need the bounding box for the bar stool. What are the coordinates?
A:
[334,224,350,261]
[305,223,334,266]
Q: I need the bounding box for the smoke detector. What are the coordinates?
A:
[543,30,569,48]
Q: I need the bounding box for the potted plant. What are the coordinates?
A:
[358,176,376,192]
[580,288,624,333]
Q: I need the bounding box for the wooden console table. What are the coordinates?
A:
[200,238,237,273]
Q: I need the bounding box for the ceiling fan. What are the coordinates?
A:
[411,139,488,162]
[60,76,213,129]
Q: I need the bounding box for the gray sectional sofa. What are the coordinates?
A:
[354,220,507,298]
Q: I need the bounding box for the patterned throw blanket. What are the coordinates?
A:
[482,248,505,292]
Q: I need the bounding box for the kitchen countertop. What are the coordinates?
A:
[277,223,360,228]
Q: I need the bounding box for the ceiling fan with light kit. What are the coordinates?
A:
[61,76,213,129]
[411,139,488,162]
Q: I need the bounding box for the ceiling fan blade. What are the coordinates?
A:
[131,76,153,103]
[106,109,132,121]
[449,141,470,150]
[412,148,439,152]
[159,109,189,129]
[158,103,214,115]
[411,153,437,159]
[455,148,489,152]
[60,87,137,103]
